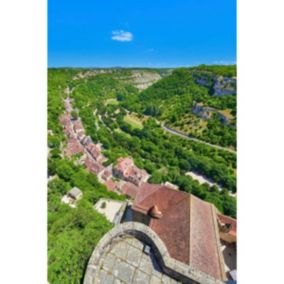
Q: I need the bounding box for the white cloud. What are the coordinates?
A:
[111,30,133,42]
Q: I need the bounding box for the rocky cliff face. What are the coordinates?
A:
[72,69,163,90]
[72,69,114,80]
[192,71,237,96]
[117,70,162,90]
[213,76,236,96]
[192,103,215,120]
[192,103,232,125]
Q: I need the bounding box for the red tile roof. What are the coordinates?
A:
[104,180,118,192]
[65,138,84,157]
[114,157,149,185]
[86,144,103,161]
[121,182,139,199]
[60,113,70,125]
[73,120,84,133]
[84,156,104,174]
[189,195,224,280]
[115,157,134,172]
[102,169,112,180]
[132,183,226,281]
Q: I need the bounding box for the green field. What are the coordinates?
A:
[123,114,144,129]
[105,98,119,105]
[114,128,132,138]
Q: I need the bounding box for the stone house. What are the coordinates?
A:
[86,143,104,162]
[121,182,139,199]
[84,156,104,174]
[65,137,84,158]
[81,135,92,146]
[113,157,150,186]
[73,119,84,134]
[61,187,83,208]
[68,187,83,200]
[101,169,112,181]
[104,180,119,192]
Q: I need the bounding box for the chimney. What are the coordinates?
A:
[149,205,163,219]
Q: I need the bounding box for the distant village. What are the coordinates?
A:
[56,90,237,283]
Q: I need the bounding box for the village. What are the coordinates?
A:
[57,91,237,283]
[59,93,164,201]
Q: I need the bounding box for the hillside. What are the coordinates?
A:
[71,68,171,90]
[132,66,237,149]
[48,67,237,283]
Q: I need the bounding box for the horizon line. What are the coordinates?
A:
[48,63,237,69]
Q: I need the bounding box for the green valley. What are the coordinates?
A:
[48,66,237,283]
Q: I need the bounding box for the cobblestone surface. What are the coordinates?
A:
[95,236,180,283]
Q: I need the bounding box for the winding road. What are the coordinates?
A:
[67,83,236,155]
[162,125,236,154]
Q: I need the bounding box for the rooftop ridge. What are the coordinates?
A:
[189,194,192,267]
[210,205,226,281]
[188,194,225,280]
[134,183,162,204]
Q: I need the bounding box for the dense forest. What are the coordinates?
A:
[48,66,237,283]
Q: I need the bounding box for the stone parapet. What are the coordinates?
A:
[84,222,225,284]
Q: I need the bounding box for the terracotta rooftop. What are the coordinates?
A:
[84,156,104,174]
[114,157,149,186]
[73,120,84,132]
[102,169,112,180]
[59,113,70,125]
[65,138,84,157]
[121,182,139,199]
[132,183,226,281]
[77,132,85,142]
[86,144,103,161]
[104,180,118,192]
[115,157,134,172]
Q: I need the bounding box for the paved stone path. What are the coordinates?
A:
[93,236,180,284]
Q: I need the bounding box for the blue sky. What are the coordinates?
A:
[48,0,236,67]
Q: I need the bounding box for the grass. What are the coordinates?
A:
[105,98,119,106]
[114,128,132,138]
[124,114,144,129]
[218,109,234,120]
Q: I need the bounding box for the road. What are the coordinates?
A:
[68,84,236,155]
[162,125,236,154]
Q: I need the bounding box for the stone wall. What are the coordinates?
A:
[84,222,225,284]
